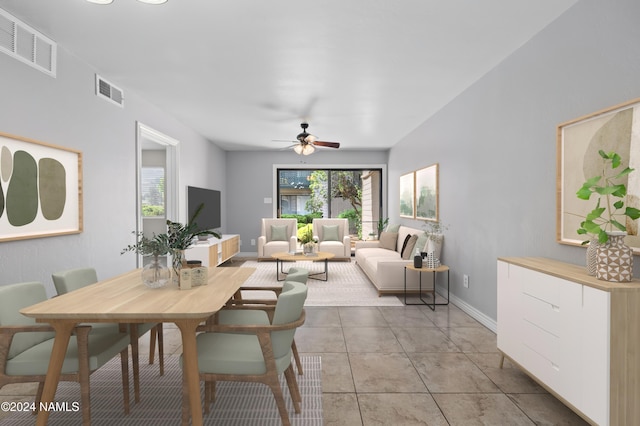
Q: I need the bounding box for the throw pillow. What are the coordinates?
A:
[379,231,398,251]
[270,225,288,241]
[322,225,340,241]
[400,234,412,256]
[386,223,401,233]
[401,234,418,260]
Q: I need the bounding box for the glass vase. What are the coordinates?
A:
[172,249,185,286]
[141,256,171,289]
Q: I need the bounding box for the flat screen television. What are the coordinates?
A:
[187,186,221,232]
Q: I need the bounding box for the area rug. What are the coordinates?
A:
[239,260,403,307]
[2,356,322,425]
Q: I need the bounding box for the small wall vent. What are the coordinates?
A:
[0,7,57,77]
[95,75,124,107]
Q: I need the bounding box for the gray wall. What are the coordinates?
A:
[388,0,640,320]
[225,149,387,254]
[0,39,227,295]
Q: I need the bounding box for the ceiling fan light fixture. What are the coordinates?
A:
[302,144,315,155]
[293,144,304,155]
[305,134,317,143]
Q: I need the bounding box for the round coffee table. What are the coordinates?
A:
[271,251,336,281]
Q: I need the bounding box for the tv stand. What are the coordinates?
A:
[185,234,239,267]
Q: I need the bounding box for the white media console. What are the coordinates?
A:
[184,234,240,267]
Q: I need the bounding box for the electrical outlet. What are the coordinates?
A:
[251,239,256,246]
[463,274,469,288]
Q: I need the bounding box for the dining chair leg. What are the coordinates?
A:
[148,327,157,364]
[32,383,44,415]
[267,378,291,426]
[284,364,302,407]
[291,339,303,375]
[157,323,164,376]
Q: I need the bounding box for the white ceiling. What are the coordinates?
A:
[1,0,577,152]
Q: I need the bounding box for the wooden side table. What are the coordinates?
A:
[403,264,450,310]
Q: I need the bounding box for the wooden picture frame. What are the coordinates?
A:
[399,171,415,218]
[415,163,439,221]
[556,97,640,253]
[0,132,82,241]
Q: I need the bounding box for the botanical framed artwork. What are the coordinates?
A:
[0,132,82,241]
[415,163,439,221]
[399,171,415,218]
[556,97,640,253]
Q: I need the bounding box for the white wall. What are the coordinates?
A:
[388,0,640,320]
[225,149,388,255]
[0,41,226,295]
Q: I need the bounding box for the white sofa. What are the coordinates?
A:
[355,225,441,295]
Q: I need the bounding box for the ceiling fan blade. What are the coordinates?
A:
[313,141,340,148]
[271,139,297,143]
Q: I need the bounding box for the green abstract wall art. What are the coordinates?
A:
[0,132,82,241]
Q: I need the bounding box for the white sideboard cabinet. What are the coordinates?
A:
[497,257,640,426]
[185,234,240,267]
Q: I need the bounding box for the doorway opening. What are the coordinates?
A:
[136,123,179,267]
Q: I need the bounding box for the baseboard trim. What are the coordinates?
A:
[437,286,497,333]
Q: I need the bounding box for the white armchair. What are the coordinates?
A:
[312,218,351,260]
[257,218,298,260]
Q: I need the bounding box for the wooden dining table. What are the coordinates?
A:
[20,265,255,426]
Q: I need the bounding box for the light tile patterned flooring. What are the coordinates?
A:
[1,304,589,425]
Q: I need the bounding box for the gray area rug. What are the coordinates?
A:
[240,260,403,307]
[2,356,322,425]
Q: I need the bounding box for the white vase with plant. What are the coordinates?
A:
[422,220,448,261]
[576,150,640,281]
[298,224,318,255]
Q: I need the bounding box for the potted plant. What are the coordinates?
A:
[157,203,222,281]
[121,232,171,288]
[297,224,317,255]
[377,217,389,238]
[423,220,447,251]
[576,150,640,281]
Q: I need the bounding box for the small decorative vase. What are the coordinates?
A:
[585,238,600,277]
[303,243,316,256]
[172,249,185,285]
[141,256,170,289]
[595,232,633,282]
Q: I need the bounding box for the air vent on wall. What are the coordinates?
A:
[95,75,124,107]
[0,7,57,77]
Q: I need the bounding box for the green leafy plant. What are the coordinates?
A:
[576,150,640,244]
[297,224,316,245]
[157,203,221,251]
[422,220,448,242]
[121,232,170,257]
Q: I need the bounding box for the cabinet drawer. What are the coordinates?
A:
[521,342,561,390]
[520,266,562,306]
[522,317,560,366]
[521,293,561,337]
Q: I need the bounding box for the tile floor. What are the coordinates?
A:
[1,303,589,425]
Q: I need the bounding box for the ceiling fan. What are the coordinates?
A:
[275,123,340,155]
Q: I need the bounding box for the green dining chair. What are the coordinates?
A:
[52,267,165,403]
[220,267,309,374]
[0,281,130,425]
[182,280,308,426]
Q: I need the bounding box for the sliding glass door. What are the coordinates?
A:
[277,168,383,240]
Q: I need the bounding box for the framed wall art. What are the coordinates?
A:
[0,132,83,241]
[556,97,640,253]
[415,163,439,221]
[399,171,415,218]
